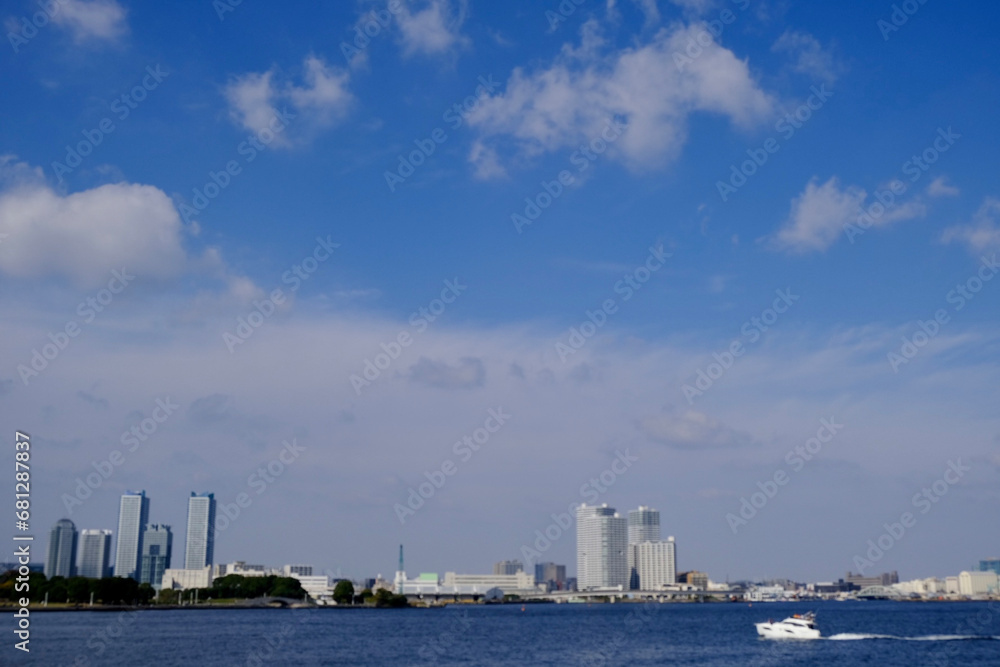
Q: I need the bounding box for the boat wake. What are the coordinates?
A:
[825,633,1000,641]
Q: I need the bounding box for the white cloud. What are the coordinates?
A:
[51,0,128,43]
[396,0,468,56]
[225,55,353,147]
[772,177,866,253]
[466,20,774,176]
[667,0,718,15]
[638,407,756,449]
[772,30,840,83]
[0,157,187,287]
[772,177,926,253]
[407,356,486,389]
[928,175,960,197]
[942,198,1000,253]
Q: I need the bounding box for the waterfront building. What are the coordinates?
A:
[45,519,78,578]
[184,492,216,570]
[958,570,999,596]
[534,562,567,591]
[493,560,523,575]
[576,504,628,590]
[290,573,333,603]
[631,537,676,590]
[161,566,212,590]
[139,524,172,588]
[627,506,660,589]
[113,491,149,578]
[677,570,709,588]
[214,561,278,577]
[845,570,898,589]
[77,529,112,579]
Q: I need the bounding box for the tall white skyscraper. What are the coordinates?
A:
[576,504,628,590]
[628,506,661,589]
[185,492,216,569]
[45,519,78,578]
[77,529,112,578]
[631,536,676,590]
[114,491,149,579]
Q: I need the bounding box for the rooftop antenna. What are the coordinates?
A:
[399,544,404,573]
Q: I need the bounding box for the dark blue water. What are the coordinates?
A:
[6,601,999,666]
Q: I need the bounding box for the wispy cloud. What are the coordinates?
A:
[942,197,1000,253]
[225,55,353,147]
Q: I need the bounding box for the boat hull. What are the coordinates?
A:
[755,622,821,640]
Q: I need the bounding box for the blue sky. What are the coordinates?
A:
[1,0,998,583]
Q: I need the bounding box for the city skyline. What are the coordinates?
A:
[2,0,998,583]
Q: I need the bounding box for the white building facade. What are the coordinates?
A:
[631,537,676,590]
[577,504,628,590]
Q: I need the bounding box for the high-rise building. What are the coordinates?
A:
[140,524,172,588]
[184,492,216,570]
[576,504,628,591]
[45,519,78,578]
[534,562,567,591]
[77,529,112,579]
[627,506,660,544]
[114,491,149,579]
[979,559,1000,575]
[493,560,523,575]
[627,506,660,589]
[631,537,676,590]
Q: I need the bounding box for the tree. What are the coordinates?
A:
[137,583,155,604]
[66,577,91,604]
[373,588,408,608]
[270,577,306,599]
[333,579,354,605]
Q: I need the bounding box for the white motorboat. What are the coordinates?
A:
[755,612,821,639]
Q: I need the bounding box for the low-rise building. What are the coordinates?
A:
[161,566,212,590]
[958,570,999,596]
